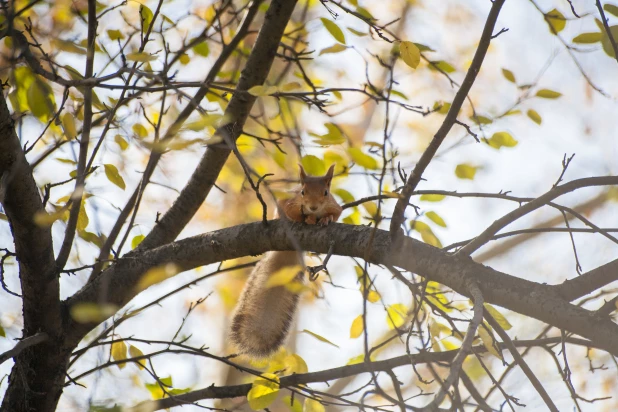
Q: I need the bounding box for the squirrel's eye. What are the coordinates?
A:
[301,190,305,196]
[324,190,328,196]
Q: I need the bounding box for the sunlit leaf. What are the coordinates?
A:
[414,43,434,52]
[62,112,77,139]
[247,373,280,411]
[281,82,302,91]
[179,54,190,65]
[114,135,129,150]
[193,41,210,57]
[128,345,146,370]
[487,131,518,149]
[333,188,354,203]
[320,18,346,44]
[303,398,326,412]
[536,89,562,99]
[426,211,446,227]
[478,324,502,359]
[77,202,89,231]
[605,4,618,17]
[131,234,145,249]
[484,303,512,330]
[347,27,367,37]
[27,78,55,121]
[362,201,378,217]
[126,52,157,62]
[348,148,379,170]
[419,194,445,202]
[33,209,66,227]
[311,123,345,146]
[283,395,303,412]
[572,32,602,44]
[111,340,128,369]
[301,155,325,175]
[284,353,308,374]
[104,164,126,190]
[545,8,566,34]
[140,4,154,34]
[399,41,420,69]
[455,164,478,180]
[248,85,278,96]
[386,303,408,329]
[429,60,456,73]
[265,265,302,288]
[300,329,339,348]
[471,115,492,125]
[527,109,542,125]
[107,29,124,40]
[346,314,363,340]
[319,43,347,55]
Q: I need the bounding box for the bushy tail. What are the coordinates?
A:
[229,251,303,358]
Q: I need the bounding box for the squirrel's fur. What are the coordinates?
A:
[229,165,342,358]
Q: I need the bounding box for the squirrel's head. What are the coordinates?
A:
[298,164,335,215]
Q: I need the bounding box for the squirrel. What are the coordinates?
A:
[229,164,342,358]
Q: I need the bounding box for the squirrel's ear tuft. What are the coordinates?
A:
[324,164,335,185]
[298,164,307,182]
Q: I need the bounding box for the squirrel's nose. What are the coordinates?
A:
[310,206,318,211]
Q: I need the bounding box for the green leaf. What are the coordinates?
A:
[132,123,148,138]
[111,340,128,369]
[604,3,618,17]
[114,135,129,151]
[77,202,89,232]
[301,155,325,175]
[300,329,339,348]
[27,78,55,121]
[104,164,126,190]
[355,6,373,20]
[320,18,346,44]
[471,115,492,125]
[535,89,562,99]
[484,303,512,330]
[455,163,478,180]
[131,234,145,249]
[126,51,157,62]
[502,68,516,83]
[399,41,420,69]
[311,123,345,146]
[572,32,602,44]
[419,194,445,202]
[247,85,278,96]
[62,112,77,139]
[319,43,347,55]
[386,304,408,329]
[487,131,518,149]
[193,41,210,57]
[140,4,154,34]
[350,315,364,339]
[545,8,566,34]
[348,148,379,170]
[527,109,542,125]
[601,25,618,58]
[0,325,5,337]
[429,60,455,73]
[414,43,434,52]
[347,27,367,37]
[425,211,446,227]
[107,29,124,41]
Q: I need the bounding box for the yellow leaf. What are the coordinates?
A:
[605,4,618,17]
[350,315,363,338]
[300,329,339,348]
[362,201,378,217]
[399,41,420,69]
[502,68,516,83]
[126,51,157,62]
[179,53,190,65]
[193,41,210,57]
[132,123,148,138]
[572,32,602,44]
[265,265,302,288]
[320,18,345,44]
[69,302,118,323]
[107,29,124,40]
[136,263,179,291]
[386,304,408,329]
[300,155,325,175]
[247,373,280,411]
[129,345,146,370]
[104,164,126,190]
[478,324,502,359]
[527,109,542,125]
[77,202,89,231]
[319,44,347,55]
[139,4,154,33]
[62,112,77,139]
[425,211,446,227]
[111,340,128,369]
[545,8,566,34]
[131,234,145,249]
[303,398,326,412]
[348,148,378,170]
[248,85,278,96]
[535,89,562,99]
[283,395,303,412]
[284,354,308,374]
[487,131,518,149]
[114,134,129,150]
[281,81,302,91]
[455,164,478,180]
[484,303,512,330]
[33,209,65,227]
[419,194,445,202]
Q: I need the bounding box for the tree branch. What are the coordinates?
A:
[389,0,506,235]
[0,333,48,366]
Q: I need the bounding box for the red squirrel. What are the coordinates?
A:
[229,165,342,358]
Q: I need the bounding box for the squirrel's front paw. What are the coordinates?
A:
[318,216,333,226]
[305,215,317,225]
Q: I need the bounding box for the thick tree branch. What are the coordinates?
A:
[389,0,506,235]
[137,0,298,250]
[557,258,618,301]
[127,337,597,411]
[64,220,618,355]
[0,333,48,366]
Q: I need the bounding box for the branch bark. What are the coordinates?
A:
[63,220,618,356]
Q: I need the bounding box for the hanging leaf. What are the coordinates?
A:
[527,109,542,125]
[603,3,618,17]
[301,155,325,175]
[111,340,128,369]
[62,112,77,139]
[300,329,339,348]
[265,265,303,288]
[283,353,308,374]
[126,51,157,62]
[478,324,503,359]
[114,134,129,150]
[136,263,179,291]
[104,164,126,190]
[426,211,447,227]
[502,68,516,83]
[399,41,420,69]
[140,4,154,34]
[429,60,456,73]
[601,25,618,58]
[536,89,562,99]
[545,8,566,34]
[386,303,408,329]
[193,41,210,57]
[455,164,478,180]
[349,315,364,338]
[131,234,145,249]
[319,44,347,55]
[303,398,326,412]
[281,82,302,91]
[27,78,56,121]
[320,18,346,44]
[487,131,518,149]
[348,148,379,170]
[107,29,124,40]
[247,373,280,411]
[248,85,278,96]
[484,304,513,330]
[419,194,445,202]
[311,123,345,146]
